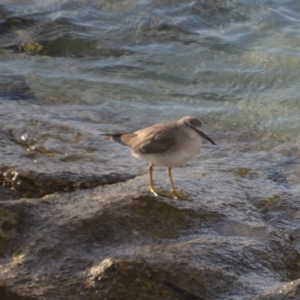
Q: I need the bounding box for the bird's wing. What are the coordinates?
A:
[131,126,176,154]
[103,122,177,153]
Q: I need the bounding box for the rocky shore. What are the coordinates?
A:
[1,167,300,300]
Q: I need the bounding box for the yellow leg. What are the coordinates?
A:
[167,167,189,200]
[148,164,170,197]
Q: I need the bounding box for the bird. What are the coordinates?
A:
[103,116,215,200]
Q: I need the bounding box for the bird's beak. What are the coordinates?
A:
[197,130,215,145]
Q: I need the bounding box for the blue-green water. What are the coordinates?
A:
[2,1,300,140]
[1,0,300,299]
[1,0,300,169]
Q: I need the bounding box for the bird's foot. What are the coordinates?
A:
[170,189,189,200]
[148,185,170,198]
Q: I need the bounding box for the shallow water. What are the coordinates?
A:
[1,0,300,298]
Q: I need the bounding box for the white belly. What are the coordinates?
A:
[131,137,201,167]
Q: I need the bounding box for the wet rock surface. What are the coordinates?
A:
[0,167,136,198]
[0,168,300,300]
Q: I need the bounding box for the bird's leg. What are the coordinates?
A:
[148,164,170,197]
[167,167,189,200]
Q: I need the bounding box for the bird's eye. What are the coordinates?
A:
[185,123,194,130]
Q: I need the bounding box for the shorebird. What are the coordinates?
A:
[104,116,215,200]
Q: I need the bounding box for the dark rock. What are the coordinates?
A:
[164,281,207,299]
[0,186,22,201]
[0,285,37,300]
[0,167,136,198]
[251,279,300,300]
[0,172,300,299]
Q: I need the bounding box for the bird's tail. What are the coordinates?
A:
[101,133,128,145]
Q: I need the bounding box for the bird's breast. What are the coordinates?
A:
[174,137,201,163]
[131,137,201,167]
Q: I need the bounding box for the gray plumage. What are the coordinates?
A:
[103,116,215,199]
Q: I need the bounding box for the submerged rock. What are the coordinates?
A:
[0,74,35,101]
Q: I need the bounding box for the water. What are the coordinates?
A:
[1,0,300,298]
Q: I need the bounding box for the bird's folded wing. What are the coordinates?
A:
[132,128,176,154]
